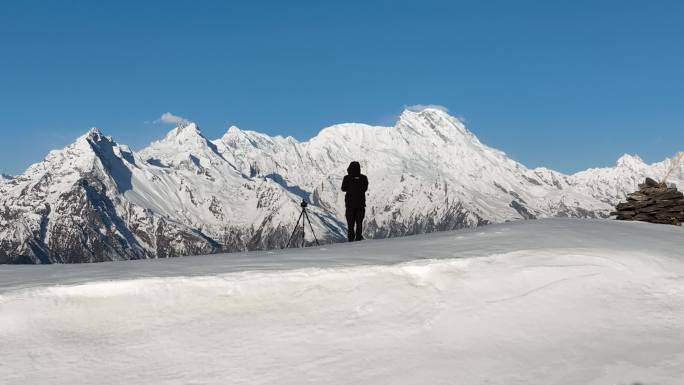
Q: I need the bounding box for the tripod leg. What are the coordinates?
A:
[303,209,321,246]
[285,210,305,249]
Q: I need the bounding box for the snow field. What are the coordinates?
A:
[1,219,683,385]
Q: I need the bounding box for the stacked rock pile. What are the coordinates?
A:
[613,178,684,225]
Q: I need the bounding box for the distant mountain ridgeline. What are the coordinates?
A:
[1,108,682,263]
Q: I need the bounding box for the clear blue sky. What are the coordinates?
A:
[1,0,682,175]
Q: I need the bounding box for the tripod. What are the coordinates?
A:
[284,200,320,248]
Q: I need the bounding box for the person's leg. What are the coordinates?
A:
[345,207,355,242]
[354,208,365,241]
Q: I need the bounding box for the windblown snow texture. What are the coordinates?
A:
[1,108,682,263]
[1,219,683,384]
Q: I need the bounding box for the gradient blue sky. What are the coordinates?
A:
[1,0,682,175]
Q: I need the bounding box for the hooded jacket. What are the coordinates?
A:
[341,161,368,208]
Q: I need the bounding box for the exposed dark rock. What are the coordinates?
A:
[614,179,684,225]
[510,200,536,220]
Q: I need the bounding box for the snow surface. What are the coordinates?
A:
[1,219,684,385]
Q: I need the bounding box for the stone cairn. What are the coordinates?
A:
[613,177,684,225]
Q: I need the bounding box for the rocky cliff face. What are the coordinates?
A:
[1,108,682,263]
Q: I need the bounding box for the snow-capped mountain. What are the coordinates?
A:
[0,174,12,183]
[1,108,682,263]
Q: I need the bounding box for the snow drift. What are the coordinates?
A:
[1,219,683,385]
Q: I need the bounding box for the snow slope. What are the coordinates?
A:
[1,219,683,385]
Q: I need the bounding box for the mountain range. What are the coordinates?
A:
[1,107,682,264]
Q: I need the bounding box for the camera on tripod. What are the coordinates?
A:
[284,199,320,248]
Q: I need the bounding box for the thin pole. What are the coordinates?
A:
[303,209,320,246]
[284,210,305,249]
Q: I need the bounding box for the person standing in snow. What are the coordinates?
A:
[341,161,368,242]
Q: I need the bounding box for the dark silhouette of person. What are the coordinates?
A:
[341,161,368,241]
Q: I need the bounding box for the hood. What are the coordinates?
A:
[347,161,361,176]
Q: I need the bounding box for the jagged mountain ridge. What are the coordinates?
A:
[1,108,682,263]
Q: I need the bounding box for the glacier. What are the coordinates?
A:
[0,107,682,263]
[1,219,683,384]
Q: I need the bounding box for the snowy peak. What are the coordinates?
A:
[5,128,144,202]
[225,125,242,136]
[311,123,378,148]
[75,127,108,148]
[308,108,474,154]
[399,106,454,121]
[616,154,646,170]
[82,127,120,149]
[140,123,230,169]
[76,127,135,165]
[142,123,214,158]
[65,127,130,165]
[160,123,208,145]
[18,127,115,178]
[396,107,472,145]
[86,127,103,137]
[217,125,297,155]
[219,125,255,147]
